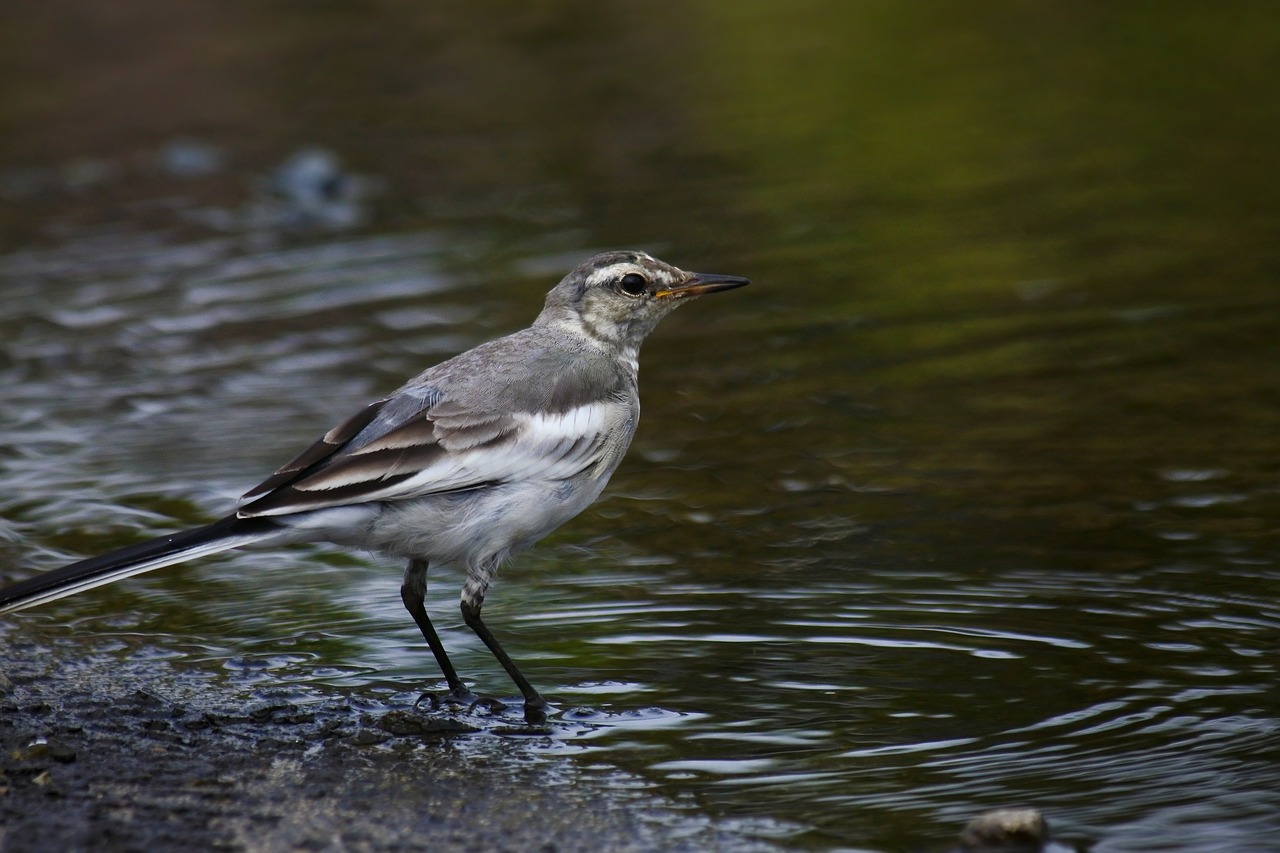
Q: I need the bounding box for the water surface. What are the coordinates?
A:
[2,3,1279,851]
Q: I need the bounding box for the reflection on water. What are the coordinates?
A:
[3,215,1278,852]
[3,2,1280,851]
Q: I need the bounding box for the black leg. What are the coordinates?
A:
[400,559,467,696]
[460,598,547,722]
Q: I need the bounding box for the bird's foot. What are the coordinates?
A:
[413,689,548,724]
[522,695,548,725]
[467,694,548,725]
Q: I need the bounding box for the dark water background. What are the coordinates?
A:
[2,3,1279,851]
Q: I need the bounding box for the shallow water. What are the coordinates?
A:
[3,3,1280,851]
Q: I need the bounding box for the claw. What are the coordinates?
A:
[467,696,508,714]
[413,691,442,710]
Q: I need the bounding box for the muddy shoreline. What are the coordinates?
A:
[0,634,783,852]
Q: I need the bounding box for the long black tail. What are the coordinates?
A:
[0,515,281,615]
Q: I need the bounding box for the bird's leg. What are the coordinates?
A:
[459,590,547,724]
[400,559,469,701]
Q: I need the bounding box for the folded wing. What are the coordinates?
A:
[238,387,618,518]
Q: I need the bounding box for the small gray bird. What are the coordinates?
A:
[0,250,748,721]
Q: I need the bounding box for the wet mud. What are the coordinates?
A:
[0,634,778,852]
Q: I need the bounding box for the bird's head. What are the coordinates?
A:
[537,250,749,352]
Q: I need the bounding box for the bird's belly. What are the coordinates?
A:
[363,473,610,568]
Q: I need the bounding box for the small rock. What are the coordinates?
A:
[12,737,75,764]
[159,140,225,177]
[959,808,1048,852]
[274,147,346,203]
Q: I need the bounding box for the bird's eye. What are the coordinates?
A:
[617,273,647,296]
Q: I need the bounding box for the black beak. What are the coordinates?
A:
[655,272,751,300]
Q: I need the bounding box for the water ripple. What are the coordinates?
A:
[4,222,1280,850]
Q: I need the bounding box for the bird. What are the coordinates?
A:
[0,250,748,722]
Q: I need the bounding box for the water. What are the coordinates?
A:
[3,3,1280,851]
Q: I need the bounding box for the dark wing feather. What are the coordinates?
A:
[240,400,388,499]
